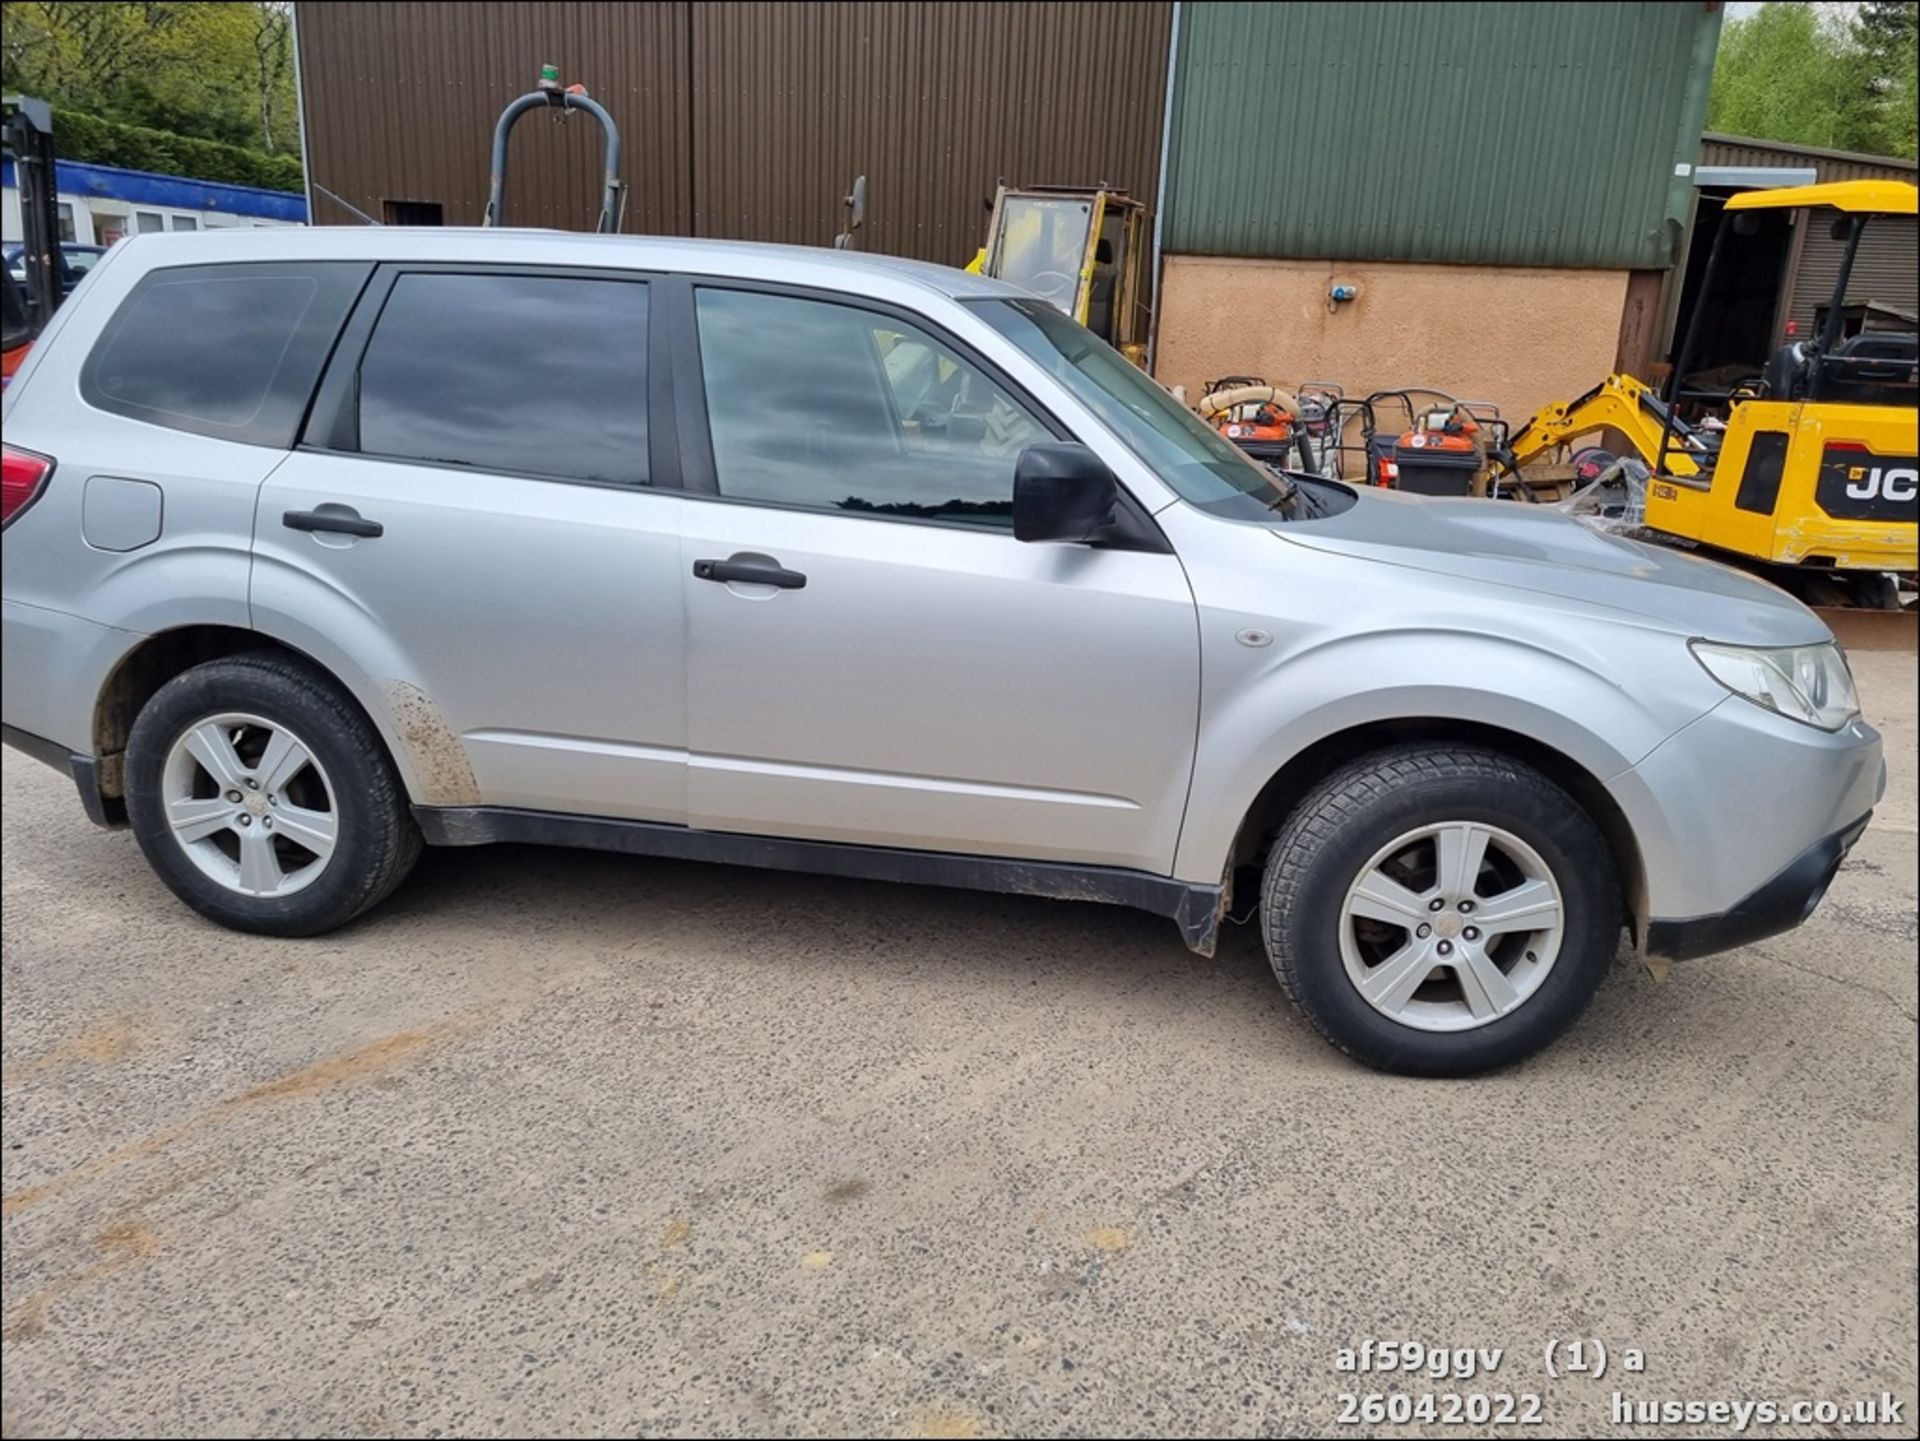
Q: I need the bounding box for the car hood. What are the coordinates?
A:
[1274,485,1830,645]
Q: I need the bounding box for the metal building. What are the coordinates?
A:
[294,0,1171,266]
[1161,1,1720,270]
[1150,0,1723,417]
[294,1,1799,419]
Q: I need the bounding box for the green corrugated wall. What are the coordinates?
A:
[1164,1,1722,269]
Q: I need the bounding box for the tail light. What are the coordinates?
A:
[1,444,53,528]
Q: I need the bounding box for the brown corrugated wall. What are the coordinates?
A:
[296,1,694,235]
[295,1,1172,265]
[1699,132,1918,188]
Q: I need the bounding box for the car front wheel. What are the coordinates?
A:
[1260,745,1620,1076]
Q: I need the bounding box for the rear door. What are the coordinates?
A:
[673,282,1199,874]
[254,265,689,821]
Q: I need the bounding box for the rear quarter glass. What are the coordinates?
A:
[78,261,371,447]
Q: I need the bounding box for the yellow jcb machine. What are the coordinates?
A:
[1492,180,1917,609]
[967,183,1152,365]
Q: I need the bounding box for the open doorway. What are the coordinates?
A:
[382,199,444,226]
[1665,189,1796,392]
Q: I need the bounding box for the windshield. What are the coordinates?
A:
[990,198,1093,314]
[970,297,1314,519]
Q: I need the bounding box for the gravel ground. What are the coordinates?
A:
[3,650,1914,1439]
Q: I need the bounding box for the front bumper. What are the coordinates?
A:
[1609,694,1884,924]
[1646,814,1871,961]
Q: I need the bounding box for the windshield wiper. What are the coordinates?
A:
[1262,466,1301,514]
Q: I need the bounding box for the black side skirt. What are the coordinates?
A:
[415,806,1226,955]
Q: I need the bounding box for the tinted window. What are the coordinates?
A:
[695,288,1047,525]
[358,272,649,485]
[82,262,369,445]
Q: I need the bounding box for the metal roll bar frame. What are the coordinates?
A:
[482,78,622,234]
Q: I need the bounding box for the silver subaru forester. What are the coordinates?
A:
[0,229,1885,1075]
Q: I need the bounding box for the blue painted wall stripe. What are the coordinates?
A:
[1,157,306,223]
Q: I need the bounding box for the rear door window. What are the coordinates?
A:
[354,271,649,485]
[81,262,370,446]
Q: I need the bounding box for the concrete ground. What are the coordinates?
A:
[2,653,1914,1440]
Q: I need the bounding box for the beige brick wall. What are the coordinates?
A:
[1154,256,1631,425]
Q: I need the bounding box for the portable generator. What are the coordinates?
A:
[1382,405,1484,495]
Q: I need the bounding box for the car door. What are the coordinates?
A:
[675,281,1199,874]
[254,265,689,822]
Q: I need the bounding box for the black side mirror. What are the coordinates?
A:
[1829,216,1852,241]
[1731,212,1763,237]
[1013,442,1119,543]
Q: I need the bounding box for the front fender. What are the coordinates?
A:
[1172,627,1713,884]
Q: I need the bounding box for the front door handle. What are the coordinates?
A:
[692,556,807,590]
[284,508,383,539]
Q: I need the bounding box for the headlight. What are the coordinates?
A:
[1690,639,1860,731]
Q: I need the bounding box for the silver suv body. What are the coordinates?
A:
[1,229,1885,1074]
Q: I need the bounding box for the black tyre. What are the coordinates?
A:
[124,652,421,936]
[1260,745,1619,1076]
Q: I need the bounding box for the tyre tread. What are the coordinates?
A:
[125,650,420,935]
[1259,743,1617,1072]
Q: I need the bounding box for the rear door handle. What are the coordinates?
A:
[284,508,383,538]
[692,557,807,589]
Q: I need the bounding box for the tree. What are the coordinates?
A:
[251,1,293,155]
[0,1,298,156]
[1,2,188,105]
[1852,0,1918,157]
[1707,0,1918,159]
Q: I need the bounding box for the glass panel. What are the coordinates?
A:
[695,288,1047,526]
[90,271,321,427]
[973,298,1292,520]
[358,272,649,484]
[990,197,1094,314]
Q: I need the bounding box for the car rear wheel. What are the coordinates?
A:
[1260,745,1620,1076]
[125,653,420,936]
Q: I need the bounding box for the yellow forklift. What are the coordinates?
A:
[967,183,1152,366]
[1491,179,1917,608]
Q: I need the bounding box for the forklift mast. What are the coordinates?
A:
[3,96,61,323]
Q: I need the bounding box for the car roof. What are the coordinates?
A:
[98,226,1030,303]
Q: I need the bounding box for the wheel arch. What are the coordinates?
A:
[91,625,413,815]
[1223,717,1647,946]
